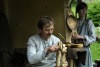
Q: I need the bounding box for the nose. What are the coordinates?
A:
[49,30,53,34]
[83,9,86,12]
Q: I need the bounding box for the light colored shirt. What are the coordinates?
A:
[77,19,96,46]
[27,34,60,67]
[76,18,96,67]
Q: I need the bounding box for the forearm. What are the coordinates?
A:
[84,24,96,45]
[83,21,96,46]
[84,35,96,45]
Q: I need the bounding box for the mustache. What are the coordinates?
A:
[47,33,52,36]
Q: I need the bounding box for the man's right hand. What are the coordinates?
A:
[45,45,60,54]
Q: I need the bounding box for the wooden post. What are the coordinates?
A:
[56,42,61,67]
[65,0,72,67]
[65,0,76,67]
[61,44,67,67]
[56,41,67,67]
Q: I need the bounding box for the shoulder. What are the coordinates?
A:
[51,35,60,41]
[28,34,40,42]
[86,18,93,23]
[86,18,95,29]
[86,18,94,26]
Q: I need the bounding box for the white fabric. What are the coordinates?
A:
[27,34,60,67]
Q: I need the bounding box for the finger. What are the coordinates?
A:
[50,46,55,51]
[53,45,59,50]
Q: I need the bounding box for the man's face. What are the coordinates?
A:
[40,22,54,40]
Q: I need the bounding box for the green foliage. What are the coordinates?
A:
[94,22,99,27]
[89,1,100,62]
[91,42,100,62]
[95,27,100,36]
[88,2,100,27]
[71,3,77,16]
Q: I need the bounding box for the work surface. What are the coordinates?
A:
[67,47,86,65]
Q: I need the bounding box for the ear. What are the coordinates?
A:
[38,29,42,33]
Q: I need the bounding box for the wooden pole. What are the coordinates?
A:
[61,44,67,67]
[56,42,61,67]
[65,0,75,67]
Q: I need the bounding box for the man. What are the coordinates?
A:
[27,16,68,67]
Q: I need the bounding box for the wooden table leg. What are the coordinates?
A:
[68,59,74,67]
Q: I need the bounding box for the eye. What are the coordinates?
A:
[51,28,54,31]
[45,29,50,31]
[51,29,53,31]
[45,29,49,31]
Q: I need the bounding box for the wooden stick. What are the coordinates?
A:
[56,42,61,67]
[61,44,67,67]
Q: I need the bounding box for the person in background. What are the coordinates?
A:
[72,2,96,67]
[27,16,68,67]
